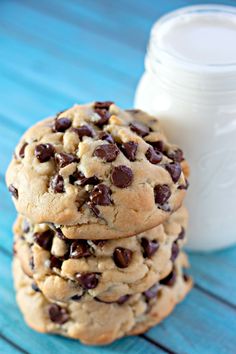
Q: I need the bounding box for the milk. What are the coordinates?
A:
[135,5,236,251]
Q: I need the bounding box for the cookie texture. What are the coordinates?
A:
[13,252,192,345]
[7,102,189,239]
[14,206,188,302]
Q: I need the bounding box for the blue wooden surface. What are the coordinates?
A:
[0,1,236,353]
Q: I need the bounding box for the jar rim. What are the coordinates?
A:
[149,4,236,73]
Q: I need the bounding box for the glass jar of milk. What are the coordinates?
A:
[135,5,236,251]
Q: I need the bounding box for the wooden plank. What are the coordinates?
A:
[145,287,236,354]
[2,1,142,80]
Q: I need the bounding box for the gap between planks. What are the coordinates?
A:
[0,332,29,354]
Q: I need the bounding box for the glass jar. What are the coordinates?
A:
[135,5,236,251]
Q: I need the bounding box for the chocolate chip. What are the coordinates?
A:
[160,269,177,287]
[170,242,179,262]
[19,142,28,158]
[22,220,30,233]
[111,165,133,188]
[143,284,159,301]
[89,184,112,205]
[149,141,164,153]
[120,142,138,161]
[71,294,83,301]
[183,273,190,282]
[178,179,189,190]
[145,147,162,164]
[51,174,64,193]
[130,122,149,137]
[50,255,62,269]
[71,125,94,139]
[87,202,100,217]
[95,294,130,305]
[92,240,106,247]
[56,153,78,168]
[48,304,69,324]
[33,230,54,250]
[178,227,185,240]
[94,108,110,127]
[116,294,130,305]
[53,117,71,132]
[55,227,67,241]
[93,144,119,162]
[98,132,114,143]
[76,273,99,289]
[35,143,55,163]
[141,238,159,258]
[154,184,171,205]
[31,283,41,292]
[113,247,132,268]
[69,170,99,186]
[166,148,184,162]
[29,257,34,270]
[94,101,113,109]
[8,184,18,199]
[165,163,181,183]
[70,240,91,258]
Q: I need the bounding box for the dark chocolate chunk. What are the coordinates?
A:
[87,202,100,217]
[120,142,138,161]
[143,284,159,301]
[94,101,113,109]
[165,162,181,183]
[69,170,99,186]
[50,255,62,269]
[22,219,30,233]
[178,227,185,240]
[75,273,99,289]
[93,144,119,162]
[71,294,83,301]
[56,152,78,168]
[149,141,164,153]
[166,148,184,162]
[51,174,64,193]
[31,283,41,292]
[69,240,91,259]
[94,108,110,127]
[98,132,114,144]
[111,165,133,188]
[170,242,179,262]
[89,184,112,205]
[71,125,94,139]
[130,122,149,137]
[141,238,159,258]
[33,229,54,251]
[116,294,130,305]
[154,184,171,205]
[113,247,132,268]
[145,147,162,164]
[8,184,18,199]
[160,269,177,287]
[19,142,28,158]
[48,304,69,324]
[53,117,71,132]
[35,143,55,163]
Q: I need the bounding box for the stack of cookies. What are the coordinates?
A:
[6,102,192,345]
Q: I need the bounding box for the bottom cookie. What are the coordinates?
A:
[13,252,192,345]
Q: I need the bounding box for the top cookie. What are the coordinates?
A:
[6,102,188,239]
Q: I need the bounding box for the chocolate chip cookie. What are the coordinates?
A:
[13,252,192,345]
[14,206,188,302]
[6,102,189,239]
